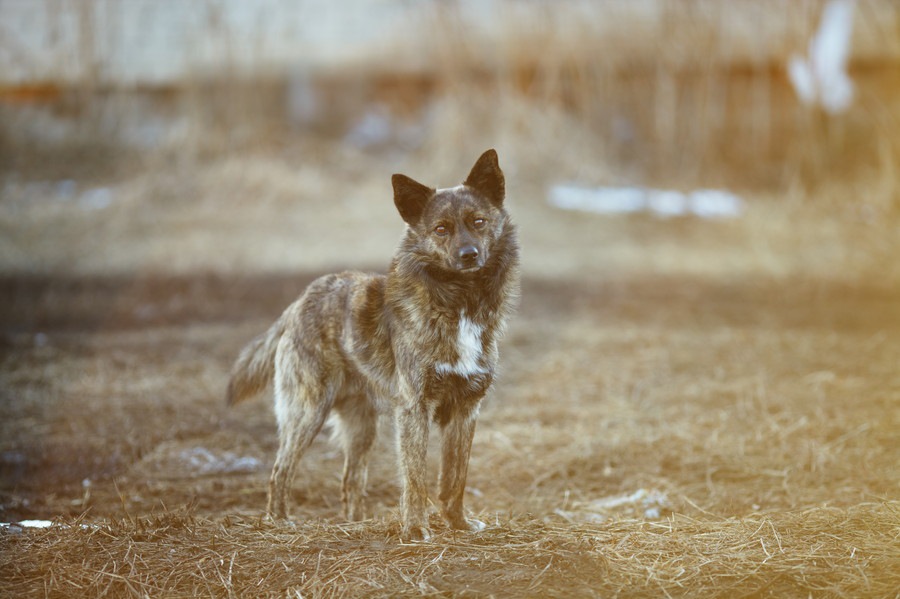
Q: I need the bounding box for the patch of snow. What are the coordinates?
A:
[1,519,55,529]
[787,0,855,114]
[343,106,428,151]
[345,109,394,148]
[79,187,113,210]
[179,447,262,475]
[689,189,744,219]
[286,70,319,126]
[554,509,607,524]
[584,488,652,510]
[1,519,101,531]
[647,190,688,217]
[553,488,671,523]
[549,185,645,215]
[56,179,77,199]
[549,185,744,219]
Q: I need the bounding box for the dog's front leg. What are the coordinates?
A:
[395,402,431,541]
[438,408,485,532]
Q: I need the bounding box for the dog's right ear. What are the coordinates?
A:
[392,174,434,226]
[464,149,505,208]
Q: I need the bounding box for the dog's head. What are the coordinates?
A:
[392,149,508,275]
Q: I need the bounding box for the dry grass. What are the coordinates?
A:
[2,502,898,598]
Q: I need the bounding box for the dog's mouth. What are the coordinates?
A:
[453,258,486,273]
[457,265,482,274]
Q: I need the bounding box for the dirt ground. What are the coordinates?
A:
[1,145,899,597]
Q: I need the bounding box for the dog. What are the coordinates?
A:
[226,149,519,541]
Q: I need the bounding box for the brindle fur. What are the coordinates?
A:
[226,150,519,541]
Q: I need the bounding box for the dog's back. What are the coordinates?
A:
[226,271,385,408]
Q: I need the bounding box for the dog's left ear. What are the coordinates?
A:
[464,149,505,207]
[392,174,434,226]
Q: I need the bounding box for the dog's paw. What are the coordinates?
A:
[464,518,486,533]
[453,517,486,533]
[401,525,433,543]
[444,513,487,533]
[343,504,368,523]
[265,516,296,529]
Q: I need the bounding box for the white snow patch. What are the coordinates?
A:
[549,185,743,219]
[1,519,55,529]
[79,187,113,210]
[179,447,262,475]
[787,0,856,114]
[553,488,671,523]
[1,520,100,531]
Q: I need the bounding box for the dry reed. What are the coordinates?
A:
[2,502,897,598]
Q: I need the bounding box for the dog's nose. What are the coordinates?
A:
[458,245,479,264]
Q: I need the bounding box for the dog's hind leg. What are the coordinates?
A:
[333,395,377,521]
[267,394,332,519]
[267,409,330,519]
[266,341,334,520]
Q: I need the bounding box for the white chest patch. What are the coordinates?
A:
[436,312,487,377]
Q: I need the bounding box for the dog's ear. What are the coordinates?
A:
[392,174,434,226]
[464,149,505,207]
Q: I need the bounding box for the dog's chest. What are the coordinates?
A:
[435,311,489,377]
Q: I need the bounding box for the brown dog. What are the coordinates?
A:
[226,149,519,541]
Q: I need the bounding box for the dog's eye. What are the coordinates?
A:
[473,218,487,229]
[434,225,449,236]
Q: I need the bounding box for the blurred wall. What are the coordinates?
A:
[2,0,898,189]
[2,0,898,87]
[3,0,425,86]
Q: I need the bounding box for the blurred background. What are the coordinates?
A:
[4,5,900,593]
[1,0,899,282]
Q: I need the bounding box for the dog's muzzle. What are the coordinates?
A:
[456,245,482,271]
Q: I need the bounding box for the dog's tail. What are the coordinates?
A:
[226,318,285,406]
